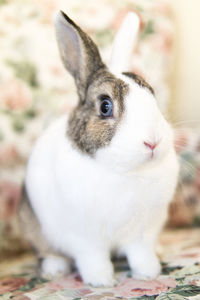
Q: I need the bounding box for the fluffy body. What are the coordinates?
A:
[23,11,179,287]
[25,76,179,286]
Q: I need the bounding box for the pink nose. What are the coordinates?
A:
[144,141,157,151]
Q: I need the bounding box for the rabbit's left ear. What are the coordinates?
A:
[109,12,140,74]
[54,11,105,102]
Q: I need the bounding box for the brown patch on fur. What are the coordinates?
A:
[67,70,129,155]
[123,72,154,95]
[19,186,56,257]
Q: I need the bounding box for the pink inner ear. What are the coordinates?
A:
[55,15,81,77]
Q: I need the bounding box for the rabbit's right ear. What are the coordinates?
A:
[109,12,140,74]
[54,11,105,102]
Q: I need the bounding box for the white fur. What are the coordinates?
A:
[109,12,140,73]
[41,256,70,278]
[25,75,179,286]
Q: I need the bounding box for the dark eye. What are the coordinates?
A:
[99,97,113,118]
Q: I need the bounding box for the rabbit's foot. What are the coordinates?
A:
[76,253,115,287]
[125,242,161,280]
[132,257,161,280]
[40,255,71,278]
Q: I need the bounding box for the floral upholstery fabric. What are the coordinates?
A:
[169,129,200,227]
[0,228,200,299]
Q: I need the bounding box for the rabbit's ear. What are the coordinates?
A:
[109,12,140,74]
[54,11,105,102]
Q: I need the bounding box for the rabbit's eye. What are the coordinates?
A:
[99,96,113,118]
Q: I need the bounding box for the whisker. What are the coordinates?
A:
[174,145,199,153]
[172,119,200,128]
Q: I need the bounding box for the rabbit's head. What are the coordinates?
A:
[54,11,174,172]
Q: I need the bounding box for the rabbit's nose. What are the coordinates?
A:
[144,141,158,151]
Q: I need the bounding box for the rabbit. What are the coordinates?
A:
[20,10,179,287]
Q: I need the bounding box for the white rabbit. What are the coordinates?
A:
[20,11,179,287]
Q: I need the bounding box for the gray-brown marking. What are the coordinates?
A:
[67,69,129,156]
[19,186,57,257]
[123,72,154,95]
[55,11,129,156]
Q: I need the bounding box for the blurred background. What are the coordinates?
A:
[0,0,200,258]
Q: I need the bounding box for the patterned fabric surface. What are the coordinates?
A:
[168,129,200,227]
[0,228,200,299]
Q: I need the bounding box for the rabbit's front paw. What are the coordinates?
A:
[132,258,161,280]
[77,255,115,287]
[125,243,161,280]
[40,256,71,278]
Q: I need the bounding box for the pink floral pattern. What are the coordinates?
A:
[0,229,200,299]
